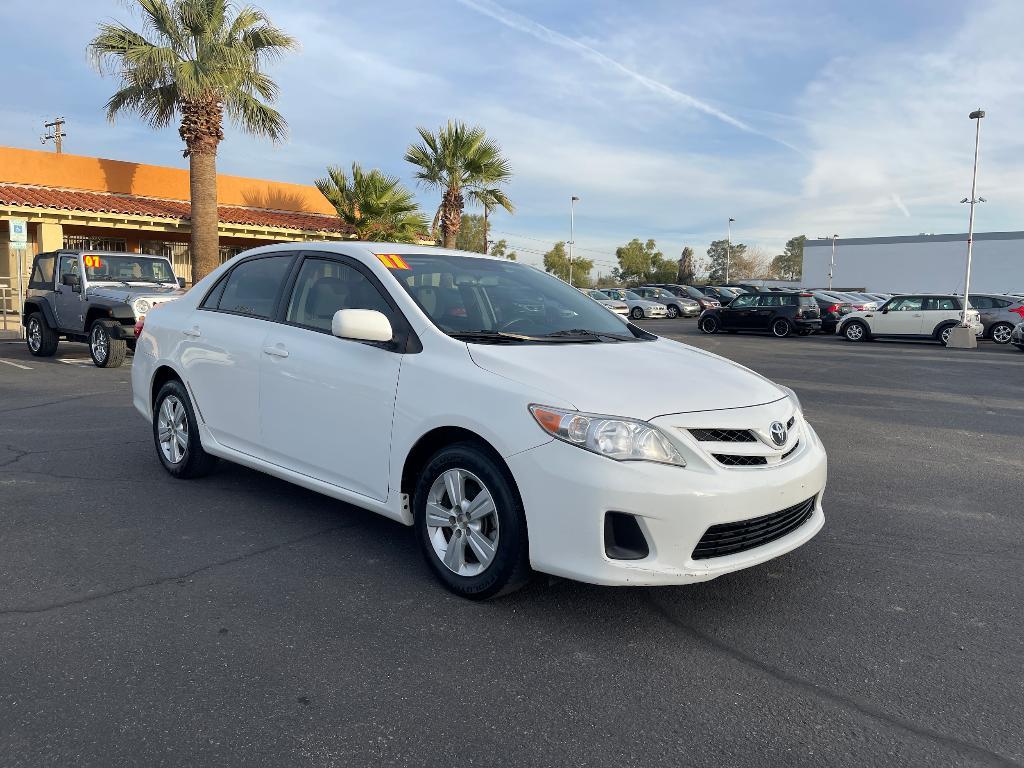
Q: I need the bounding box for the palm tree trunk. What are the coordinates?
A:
[440,187,464,249]
[188,150,220,283]
[482,206,488,253]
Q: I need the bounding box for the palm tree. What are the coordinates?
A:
[89,0,297,283]
[467,185,514,253]
[404,120,513,248]
[315,163,427,243]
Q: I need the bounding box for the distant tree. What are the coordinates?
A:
[614,238,677,285]
[770,235,805,280]
[455,214,488,253]
[543,241,592,284]
[677,246,696,284]
[706,239,747,283]
[489,239,517,260]
[315,163,427,243]
[467,186,514,252]
[728,245,772,280]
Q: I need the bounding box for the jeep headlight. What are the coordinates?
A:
[132,298,151,316]
[529,405,686,467]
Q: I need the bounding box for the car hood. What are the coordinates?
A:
[86,284,186,302]
[468,337,785,419]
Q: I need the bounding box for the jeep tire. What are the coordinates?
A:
[26,312,59,357]
[89,320,128,368]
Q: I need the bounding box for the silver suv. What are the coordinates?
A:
[22,250,186,367]
[968,293,1024,344]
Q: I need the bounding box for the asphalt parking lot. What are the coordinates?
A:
[1,325,1021,767]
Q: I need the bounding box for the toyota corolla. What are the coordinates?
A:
[132,243,827,599]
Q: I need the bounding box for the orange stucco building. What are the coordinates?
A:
[1,146,351,316]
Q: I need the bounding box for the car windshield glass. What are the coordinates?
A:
[83,254,176,283]
[624,291,642,300]
[392,254,647,342]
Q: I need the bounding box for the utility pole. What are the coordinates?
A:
[947,108,986,350]
[726,217,735,284]
[819,234,838,289]
[568,195,580,285]
[41,117,66,154]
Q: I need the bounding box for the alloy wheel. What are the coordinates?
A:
[91,325,108,363]
[991,324,1012,344]
[157,395,189,465]
[846,323,863,341]
[772,320,790,337]
[941,326,954,345]
[666,306,679,318]
[27,318,41,352]
[425,468,500,577]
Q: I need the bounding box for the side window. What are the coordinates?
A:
[969,296,992,309]
[990,298,1011,309]
[731,295,756,308]
[211,255,292,318]
[59,255,79,281]
[779,295,797,306]
[758,295,780,307]
[29,255,56,289]
[924,297,958,311]
[890,297,923,312]
[286,257,393,333]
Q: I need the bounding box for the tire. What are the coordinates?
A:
[89,320,128,368]
[989,322,1014,345]
[699,316,719,334]
[771,318,791,338]
[26,312,59,357]
[843,321,868,342]
[630,306,645,320]
[938,324,956,346]
[153,379,219,479]
[413,442,530,600]
[666,305,680,319]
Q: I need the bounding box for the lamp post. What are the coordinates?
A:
[726,217,735,284]
[819,234,838,289]
[568,195,580,285]
[947,109,986,349]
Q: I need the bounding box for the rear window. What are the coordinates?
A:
[798,294,817,306]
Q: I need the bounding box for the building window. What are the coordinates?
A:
[141,240,191,282]
[63,235,127,252]
[219,245,246,263]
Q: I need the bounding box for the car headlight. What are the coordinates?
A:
[132,298,151,316]
[778,385,802,414]
[529,405,686,467]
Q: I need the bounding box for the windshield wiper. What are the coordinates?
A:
[448,330,535,343]
[540,329,634,341]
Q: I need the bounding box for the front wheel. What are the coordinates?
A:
[990,322,1013,344]
[89,321,127,368]
[414,443,530,600]
[939,325,956,346]
[630,306,644,320]
[771,319,792,338]
[666,305,680,319]
[26,312,59,357]
[153,380,219,479]
[699,316,720,334]
[843,321,868,342]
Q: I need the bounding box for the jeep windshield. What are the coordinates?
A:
[83,254,177,285]
[391,254,650,343]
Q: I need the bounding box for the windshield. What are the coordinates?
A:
[83,254,176,283]
[392,254,648,342]
[624,291,642,300]
[684,286,705,299]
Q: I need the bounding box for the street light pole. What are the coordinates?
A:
[828,234,838,289]
[726,217,735,284]
[947,108,986,350]
[568,195,580,285]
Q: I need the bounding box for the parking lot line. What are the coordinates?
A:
[0,359,32,370]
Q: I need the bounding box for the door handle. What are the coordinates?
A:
[183,327,201,337]
[262,346,289,358]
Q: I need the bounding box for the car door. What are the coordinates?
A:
[750,294,780,330]
[720,293,756,329]
[259,253,404,501]
[873,296,924,335]
[922,296,960,333]
[54,254,85,332]
[181,253,295,456]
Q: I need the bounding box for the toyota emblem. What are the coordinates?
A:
[769,421,787,446]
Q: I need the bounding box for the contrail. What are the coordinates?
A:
[890,193,912,218]
[455,0,799,150]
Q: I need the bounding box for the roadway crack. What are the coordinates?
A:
[645,593,1017,767]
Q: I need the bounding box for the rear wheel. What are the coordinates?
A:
[699,316,720,334]
[414,443,530,600]
[26,313,59,357]
[89,320,127,368]
[666,305,679,319]
[990,322,1013,344]
[630,306,644,320]
[771,318,791,338]
[939,324,956,346]
[153,380,219,479]
[843,321,868,342]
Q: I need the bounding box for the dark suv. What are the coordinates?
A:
[698,291,821,337]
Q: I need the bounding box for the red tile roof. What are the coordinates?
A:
[0,183,352,234]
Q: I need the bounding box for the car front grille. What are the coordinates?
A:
[690,428,756,443]
[692,496,816,560]
[712,454,768,466]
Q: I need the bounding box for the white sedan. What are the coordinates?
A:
[132,244,827,599]
[583,288,629,316]
[601,288,669,320]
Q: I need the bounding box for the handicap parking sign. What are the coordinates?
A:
[9,218,28,244]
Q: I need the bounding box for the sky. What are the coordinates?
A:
[1,0,1022,275]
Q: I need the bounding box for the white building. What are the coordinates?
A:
[802,231,1023,294]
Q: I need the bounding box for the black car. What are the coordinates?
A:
[809,290,854,333]
[693,285,744,303]
[698,291,822,337]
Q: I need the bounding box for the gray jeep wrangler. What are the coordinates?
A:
[22,250,186,368]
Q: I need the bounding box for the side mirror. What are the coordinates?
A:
[62,273,81,292]
[177,277,187,288]
[881,308,889,314]
[331,309,393,343]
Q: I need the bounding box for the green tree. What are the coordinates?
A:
[467,186,514,253]
[543,241,592,284]
[706,239,747,283]
[404,120,513,248]
[455,214,488,253]
[315,163,426,243]
[677,246,696,284]
[614,238,677,285]
[770,235,805,280]
[489,239,517,260]
[90,0,297,283]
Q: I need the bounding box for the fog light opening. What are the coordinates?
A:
[604,512,650,560]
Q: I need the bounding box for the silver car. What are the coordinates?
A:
[1010,322,1024,351]
[584,289,629,316]
[968,293,1024,344]
[602,288,669,320]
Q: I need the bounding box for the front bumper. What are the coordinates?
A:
[680,305,700,316]
[507,416,827,586]
[645,307,668,318]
